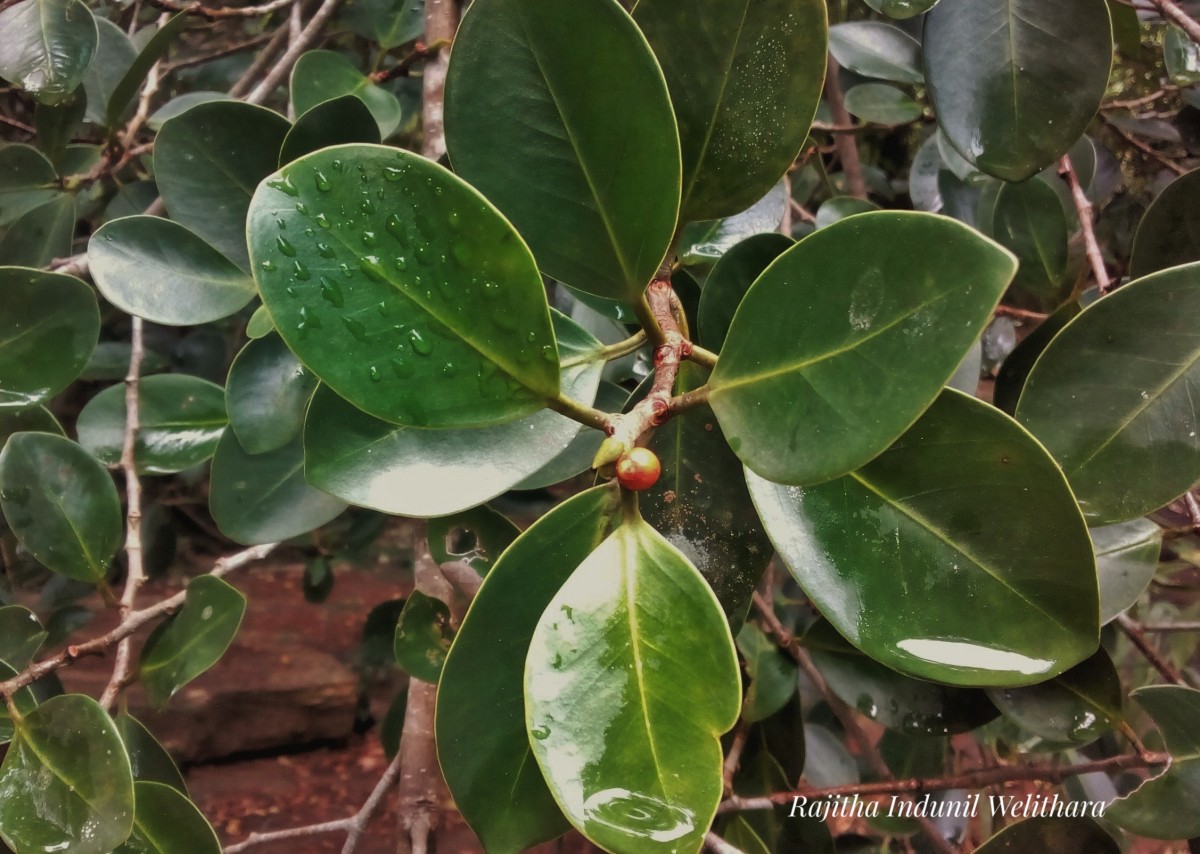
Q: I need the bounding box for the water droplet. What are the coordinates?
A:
[343,316,369,342]
[317,243,335,258]
[393,256,408,271]
[526,331,537,342]
[276,236,297,257]
[314,171,332,192]
[285,286,297,297]
[297,305,323,334]
[443,362,457,376]
[383,166,404,182]
[295,202,309,216]
[359,256,387,282]
[331,159,344,172]
[319,276,343,307]
[451,242,472,266]
[447,210,461,229]
[415,245,432,264]
[541,344,556,362]
[482,280,500,298]
[315,212,332,229]
[361,231,380,248]
[361,199,377,214]
[260,259,277,272]
[391,356,413,378]
[433,185,444,197]
[276,217,287,229]
[530,724,551,740]
[369,365,382,382]
[385,213,406,241]
[340,263,353,278]
[292,260,311,281]
[268,175,300,197]
[408,329,433,356]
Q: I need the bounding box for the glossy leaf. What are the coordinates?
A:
[1016,263,1200,524]
[710,212,1017,486]
[0,193,75,268]
[0,267,99,411]
[986,650,1121,747]
[113,781,220,854]
[1107,686,1200,839]
[993,299,1081,416]
[249,144,559,428]
[210,432,345,545]
[290,51,402,138]
[924,0,1113,181]
[814,196,879,229]
[154,101,291,269]
[104,14,188,131]
[737,623,797,723]
[525,518,741,853]
[245,304,274,339]
[341,0,424,48]
[975,817,1118,853]
[678,181,788,265]
[0,606,46,670]
[85,24,137,127]
[844,83,922,126]
[864,0,940,19]
[445,0,680,302]
[699,233,792,352]
[1092,519,1161,624]
[641,363,773,613]
[0,0,98,105]
[75,374,227,474]
[393,591,452,683]
[279,95,381,166]
[304,314,601,516]
[139,575,246,708]
[0,144,59,226]
[1128,168,1200,279]
[226,334,317,455]
[89,217,256,325]
[984,177,1069,297]
[749,390,1098,687]
[428,504,520,578]
[1165,26,1200,86]
[146,91,228,130]
[114,714,187,793]
[437,484,622,854]
[0,662,37,746]
[804,619,998,735]
[0,694,134,854]
[0,407,62,449]
[0,432,121,583]
[828,22,923,84]
[633,0,826,222]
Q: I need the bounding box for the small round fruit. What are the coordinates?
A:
[615,447,661,491]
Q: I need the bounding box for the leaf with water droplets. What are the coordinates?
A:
[0,606,47,671]
[0,694,135,854]
[76,374,228,474]
[748,389,1099,687]
[0,432,121,584]
[249,144,559,428]
[88,217,257,325]
[525,517,741,854]
[139,575,247,709]
[0,0,98,105]
[0,267,99,412]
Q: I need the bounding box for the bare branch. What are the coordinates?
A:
[822,55,867,199]
[420,0,458,160]
[1117,613,1193,685]
[246,0,344,106]
[1147,0,1200,44]
[146,0,300,19]
[705,831,747,854]
[1058,154,1113,295]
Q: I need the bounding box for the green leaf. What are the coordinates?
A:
[0,605,46,670]
[864,0,940,19]
[154,101,291,269]
[0,694,134,854]
[445,0,680,302]
[428,504,520,577]
[304,313,601,515]
[114,714,187,793]
[113,781,221,854]
[0,193,76,267]
[1107,686,1200,839]
[0,661,38,745]
[710,212,1017,485]
[0,432,121,583]
[975,817,1118,853]
[0,407,62,450]
[1092,519,1161,624]
[737,623,797,723]
[0,267,98,411]
[146,91,229,131]
[828,22,923,84]
[245,304,274,339]
[340,0,424,48]
[249,144,559,428]
[1016,263,1200,524]
[814,196,879,229]
[209,431,345,545]
[279,95,381,166]
[1165,26,1200,85]
[748,389,1098,687]
[0,0,98,105]
[986,650,1122,746]
[81,19,141,128]
[393,591,452,683]
[75,374,227,474]
[80,342,168,383]
[640,363,774,613]
[226,334,317,455]
[104,14,188,131]
[924,0,1113,181]
[633,0,827,223]
[0,144,60,226]
[698,233,792,352]
[1128,168,1200,279]
[993,299,1081,415]
[843,83,923,126]
[289,51,402,139]
[983,178,1070,298]
[804,619,998,735]
[525,518,741,854]
[139,575,246,708]
[437,483,622,854]
[678,181,788,265]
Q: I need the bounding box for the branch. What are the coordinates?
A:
[1099,113,1189,177]
[1148,0,1200,44]
[1058,154,1113,295]
[223,747,404,853]
[718,751,1169,813]
[705,831,747,854]
[822,55,867,200]
[245,0,344,105]
[1143,621,1200,632]
[0,543,277,698]
[370,39,450,84]
[1117,613,1192,685]
[994,305,1049,322]
[420,0,458,161]
[145,0,299,19]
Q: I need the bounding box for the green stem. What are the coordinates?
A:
[688,345,719,369]
[620,487,640,524]
[547,394,611,432]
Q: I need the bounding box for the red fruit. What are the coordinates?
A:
[615,447,661,491]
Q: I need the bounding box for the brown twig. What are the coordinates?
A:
[722,725,749,794]
[1099,113,1189,176]
[823,55,867,199]
[705,831,746,854]
[717,750,1168,813]
[370,39,449,84]
[1103,88,1176,110]
[0,543,277,698]
[1148,0,1200,44]
[228,16,293,98]
[1058,154,1113,295]
[145,0,299,19]
[420,0,458,160]
[994,305,1049,322]
[0,114,35,134]
[1117,613,1190,685]
[164,31,274,73]
[246,0,344,105]
[1143,621,1200,632]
